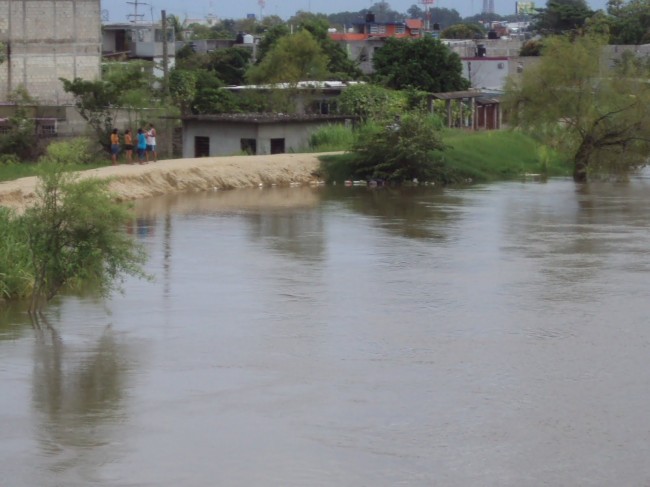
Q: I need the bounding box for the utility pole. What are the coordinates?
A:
[127,0,148,22]
[161,9,170,100]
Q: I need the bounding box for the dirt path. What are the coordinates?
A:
[0,152,337,212]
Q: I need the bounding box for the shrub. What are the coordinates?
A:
[41,137,94,165]
[337,83,407,123]
[0,207,33,300]
[350,112,446,182]
[22,163,148,311]
[308,124,355,151]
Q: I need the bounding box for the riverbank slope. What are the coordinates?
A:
[0,152,332,212]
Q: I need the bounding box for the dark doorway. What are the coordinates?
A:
[194,136,210,157]
[270,138,285,154]
[240,138,257,155]
[115,30,126,52]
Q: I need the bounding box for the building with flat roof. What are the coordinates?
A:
[0,0,101,104]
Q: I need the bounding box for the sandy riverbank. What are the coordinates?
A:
[0,152,337,212]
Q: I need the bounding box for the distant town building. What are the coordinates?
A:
[182,14,219,28]
[328,14,425,74]
[102,22,175,76]
[0,0,102,103]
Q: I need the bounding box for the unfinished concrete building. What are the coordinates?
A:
[0,0,101,104]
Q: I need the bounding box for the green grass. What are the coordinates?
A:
[318,129,572,184]
[307,124,355,152]
[440,129,572,182]
[0,160,107,183]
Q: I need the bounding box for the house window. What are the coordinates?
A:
[358,47,368,62]
[369,25,386,34]
[0,125,11,135]
[39,124,57,137]
[194,136,210,157]
[311,100,336,114]
[395,25,405,34]
[270,138,285,154]
[240,138,257,155]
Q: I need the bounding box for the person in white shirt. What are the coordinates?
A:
[146,123,157,162]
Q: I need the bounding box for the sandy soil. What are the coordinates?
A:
[0,152,338,212]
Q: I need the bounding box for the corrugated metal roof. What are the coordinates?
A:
[181,113,354,124]
[431,91,484,100]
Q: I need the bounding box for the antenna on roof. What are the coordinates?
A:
[126,0,149,23]
[419,0,435,30]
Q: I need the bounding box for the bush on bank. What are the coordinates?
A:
[318,127,571,184]
[0,137,105,183]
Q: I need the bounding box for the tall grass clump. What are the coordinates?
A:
[0,207,33,300]
[42,137,96,165]
[308,124,355,152]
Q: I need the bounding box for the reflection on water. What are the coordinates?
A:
[3,179,650,486]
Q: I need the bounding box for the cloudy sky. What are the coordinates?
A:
[101,0,609,24]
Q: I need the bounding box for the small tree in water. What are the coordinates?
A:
[25,163,147,312]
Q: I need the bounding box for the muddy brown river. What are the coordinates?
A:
[2,177,650,486]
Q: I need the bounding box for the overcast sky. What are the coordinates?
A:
[102,0,609,24]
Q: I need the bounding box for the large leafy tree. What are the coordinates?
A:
[255,23,291,63]
[504,34,650,182]
[533,0,594,34]
[61,62,157,150]
[607,0,650,44]
[372,36,470,92]
[246,30,329,84]
[205,47,252,86]
[299,18,362,79]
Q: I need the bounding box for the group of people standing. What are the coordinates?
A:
[110,124,157,165]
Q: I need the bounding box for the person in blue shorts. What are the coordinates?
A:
[137,128,147,164]
[110,128,120,165]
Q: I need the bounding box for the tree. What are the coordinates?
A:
[337,83,408,122]
[246,30,329,84]
[504,34,650,181]
[0,87,38,160]
[533,0,594,34]
[350,111,446,182]
[256,23,290,63]
[167,14,184,40]
[372,36,470,92]
[606,0,650,44]
[520,39,543,56]
[61,62,157,150]
[190,70,239,113]
[205,47,252,85]
[299,18,362,79]
[441,23,485,39]
[24,163,147,312]
[429,8,463,28]
[169,69,197,114]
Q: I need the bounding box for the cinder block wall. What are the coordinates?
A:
[0,0,101,103]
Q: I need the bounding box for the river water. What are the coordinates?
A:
[2,177,650,486]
